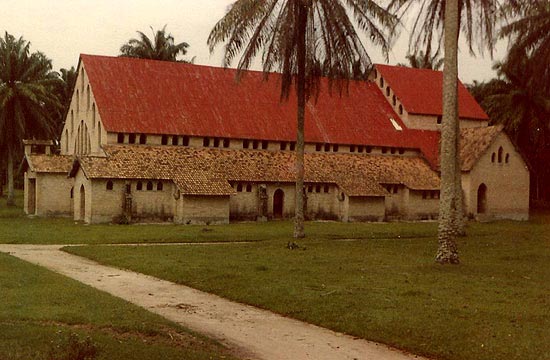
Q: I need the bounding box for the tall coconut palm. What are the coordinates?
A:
[501,0,550,96]
[0,32,61,205]
[389,0,502,264]
[208,0,396,238]
[120,25,190,62]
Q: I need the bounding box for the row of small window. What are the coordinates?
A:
[315,143,406,155]
[307,184,330,193]
[105,180,164,191]
[422,191,440,199]
[117,133,148,144]
[235,183,253,192]
[491,147,510,164]
[374,71,404,116]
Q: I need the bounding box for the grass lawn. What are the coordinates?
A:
[0,252,239,360]
[66,219,550,360]
[0,193,238,360]
[4,190,550,359]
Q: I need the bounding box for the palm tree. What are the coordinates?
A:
[0,32,61,206]
[500,0,550,96]
[469,52,550,207]
[398,50,444,70]
[388,0,502,264]
[208,0,396,238]
[120,25,190,62]
[51,66,77,139]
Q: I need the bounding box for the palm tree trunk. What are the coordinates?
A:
[7,147,15,206]
[293,0,307,239]
[436,0,460,264]
[454,122,466,236]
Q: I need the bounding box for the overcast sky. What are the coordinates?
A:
[4,0,509,84]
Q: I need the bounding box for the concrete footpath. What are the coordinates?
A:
[0,244,427,360]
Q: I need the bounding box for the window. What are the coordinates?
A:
[106,180,114,191]
[392,95,396,106]
[97,123,101,148]
[398,148,405,155]
[315,143,322,151]
[332,144,339,152]
[290,142,296,151]
[393,186,398,194]
[161,135,168,145]
[136,181,143,191]
[253,140,259,149]
[70,110,74,133]
[324,143,330,152]
[157,181,163,191]
[498,146,503,163]
[117,133,124,144]
[350,145,356,153]
[491,153,496,163]
[246,184,252,192]
[243,139,249,149]
[399,105,403,115]
[182,136,190,146]
[139,134,147,144]
[505,154,510,163]
[237,183,243,192]
[262,141,268,149]
[128,134,136,144]
[70,187,74,199]
[203,137,210,147]
[223,138,230,148]
[316,185,321,193]
[422,191,427,199]
[307,185,313,193]
[324,185,329,193]
[86,85,90,110]
[280,142,287,150]
[380,77,384,87]
[437,116,442,124]
[390,147,396,154]
[382,147,388,154]
[172,136,179,146]
[146,181,153,191]
[214,138,220,147]
[92,103,96,123]
[76,90,79,112]
[386,86,390,96]
[358,146,364,153]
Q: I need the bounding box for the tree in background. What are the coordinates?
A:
[469,51,550,208]
[397,50,444,70]
[501,0,550,96]
[0,32,61,205]
[208,0,396,238]
[51,66,77,139]
[120,25,190,62]
[388,0,502,264]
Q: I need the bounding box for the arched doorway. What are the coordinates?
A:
[273,189,284,218]
[79,185,86,221]
[477,184,487,214]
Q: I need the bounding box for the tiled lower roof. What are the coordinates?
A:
[25,154,74,173]
[73,145,439,196]
[460,125,503,171]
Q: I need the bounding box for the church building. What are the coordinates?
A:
[22,55,530,224]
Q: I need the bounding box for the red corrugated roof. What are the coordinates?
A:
[375,64,489,120]
[81,55,439,156]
